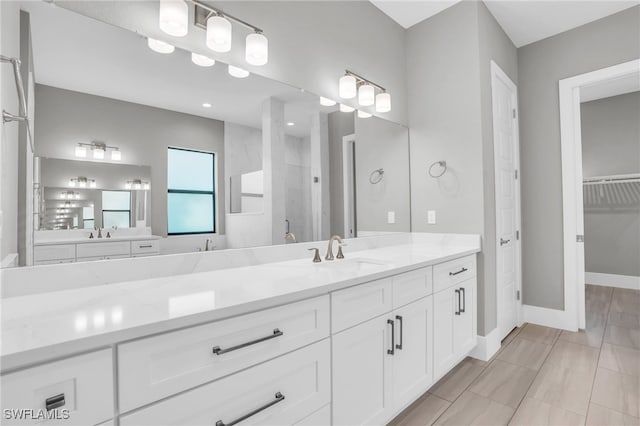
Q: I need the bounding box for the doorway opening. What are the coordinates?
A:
[342,134,357,239]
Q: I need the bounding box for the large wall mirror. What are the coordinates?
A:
[15,1,412,265]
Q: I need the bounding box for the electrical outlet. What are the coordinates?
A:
[387,211,396,224]
[427,210,436,224]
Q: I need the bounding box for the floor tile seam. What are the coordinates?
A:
[588,401,640,420]
[584,289,613,416]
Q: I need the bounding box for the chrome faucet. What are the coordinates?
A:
[325,235,345,261]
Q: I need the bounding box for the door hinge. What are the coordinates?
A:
[512,109,517,119]
[514,170,518,179]
[516,230,520,240]
[577,234,584,243]
[516,290,520,301]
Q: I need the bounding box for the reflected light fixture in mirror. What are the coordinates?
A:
[376,92,391,113]
[228,65,249,78]
[93,145,105,160]
[357,110,372,118]
[111,149,121,161]
[125,179,150,190]
[339,75,357,99]
[206,15,232,52]
[75,144,87,158]
[159,0,188,37]
[340,104,355,113]
[245,32,268,66]
[75,142,121,161]
[147,37,175,54]
[191,52,215,67]
[320,96,337,106]
[69,177,96,189]
[358,84,375,106]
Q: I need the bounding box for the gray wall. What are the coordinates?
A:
[406,1,517,336]
[33,84,225,237]
[581,92,640,277]
[518,6,640,309]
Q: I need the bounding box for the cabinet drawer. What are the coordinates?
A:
[0,349,114,426]
[433,255,476,293]
[131,239,159,255]
[392,267,433,308]
[119,340,330,426]
[118,296,330,412]
[34,244,75,262]
[331,278,393,333]
[35,258,76,266]
[295,405,331,426]
[76,241,130,258]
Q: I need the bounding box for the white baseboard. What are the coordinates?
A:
[469,328,501,361]
[523,304,576,332]
[586,272,640,290]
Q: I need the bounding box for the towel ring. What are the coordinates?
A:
[369,168,384,184]
[428,161,447,178]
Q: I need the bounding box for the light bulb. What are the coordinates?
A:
[125,182,132,190]
[79,180,86,188]
[340,104,355,113]
[93,147,105,160]
[144,183,151,190]
[135,182,142,190]
[191,52,215,67]
[206,15,232,53]
[147,38,175,54]
[358,84,375,106]
[320,96,337,106]
[358,110,372,118]
[75,145,87,158]
[245,32,268,66]
[69,179,76,188]
[376,92,391,113]
[89,180,97,189]
[75,193,80,200]
[228,65,249,78]
[158,0,188,37]
[111,150,121,161]
[339,75,357,99]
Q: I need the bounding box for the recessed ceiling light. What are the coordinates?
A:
[202,102,212,108]
[320,96,337,107]
[287,122,295,126]
[147,37,175,54]
[228,65,250,78]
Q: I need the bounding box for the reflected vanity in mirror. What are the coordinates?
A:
[15,1,412,266]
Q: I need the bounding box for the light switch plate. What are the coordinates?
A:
[427,210,436,224]
[387,211,396,224]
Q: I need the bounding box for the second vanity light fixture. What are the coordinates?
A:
[125,179,151,190]
[157,0,269,66]
[75,141,121,161]
[69,177,97,189]
[339,70,391,113]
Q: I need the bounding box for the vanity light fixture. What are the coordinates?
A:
[111,149,122,161]
[61,192,80,200]
[75,142,121,161]
[193,1,268,66]
[69,177,96,189]
[147,37,175,54]
[125,179,150,190]
[340,70,391,112]
[75,145,87,158]
[320,97,337,107]
[357,110,372,118]
[159,0,189,37]
[228,65,249,78]
[191,52,216,67]
[340,104,355,113]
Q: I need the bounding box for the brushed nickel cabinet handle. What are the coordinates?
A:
[460,287,466,313]
[454,289,461,315]
[395,315,403,350]
[215,392,285,426]
[449,267,468,276]
[212,329,283,355]
[387,319,395,355]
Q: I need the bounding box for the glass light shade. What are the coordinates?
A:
[111,150,121,161]
[228,65,249,78]
[125,182,132,190]
[191,52,215,67]
[69,179,76,188]
[376,92,391,113]
[358,84,375,106]
[206,15,232,53]
[158,0,188,37]
[93,148,105,160]
[320,96,336,106]
[78,180,87,188]
[245,33,268,66]
[147,37,175,54]
[143,183,151,190]
[134,182,142,190]
[339,75,357,99]
[340,104,355,113]
[75,145,87,158]
[357,110,372,118]
[75,193,81,200]
[89,180,97,189]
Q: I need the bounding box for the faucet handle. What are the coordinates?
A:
[308,248,322,263]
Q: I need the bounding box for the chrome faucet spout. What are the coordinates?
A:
[325,235,344,261]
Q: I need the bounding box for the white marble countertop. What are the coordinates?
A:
[34,235,161,246]
[1,239,479,372]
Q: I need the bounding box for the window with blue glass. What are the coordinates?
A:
[167,147,215,235]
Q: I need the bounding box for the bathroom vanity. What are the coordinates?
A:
[0,233,480,426]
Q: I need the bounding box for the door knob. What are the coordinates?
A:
[500,238,510,246]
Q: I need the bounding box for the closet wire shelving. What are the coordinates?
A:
[583,173,640,209]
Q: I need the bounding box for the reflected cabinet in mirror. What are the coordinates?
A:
[15,1,411,265]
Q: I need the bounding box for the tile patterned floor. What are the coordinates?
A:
[389,285,640,426]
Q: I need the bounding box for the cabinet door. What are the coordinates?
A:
[332,315,393,425]
[392,296,433,410]
[454,279,477,355]
[433,288,457,380]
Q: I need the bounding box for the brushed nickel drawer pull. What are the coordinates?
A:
[449,267,468,276]
[45,393,65,411]
[212,328,283,355]
[138,244,154,248]
[215,392,285,426]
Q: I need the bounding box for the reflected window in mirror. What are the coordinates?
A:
[167,147,216,235]
[102,190,132,228]
[82,206,95,229]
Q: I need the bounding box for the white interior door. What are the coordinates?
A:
[491,61,521,341]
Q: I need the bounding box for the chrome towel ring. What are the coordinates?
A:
[428,161,447,178]
[369,168,384,184]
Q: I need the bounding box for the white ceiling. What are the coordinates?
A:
[22,1,321,138]
[371,0,639,47]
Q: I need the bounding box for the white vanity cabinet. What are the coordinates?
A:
[34,238,160,265]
